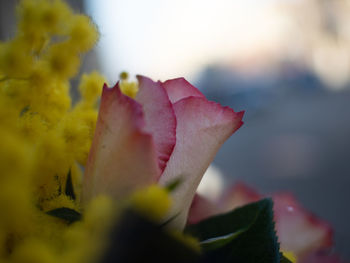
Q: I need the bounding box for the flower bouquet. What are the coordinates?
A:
[0,1,346,262]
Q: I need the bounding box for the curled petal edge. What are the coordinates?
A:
[82,83,160,203]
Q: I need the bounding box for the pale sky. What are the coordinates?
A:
[86,0,292,83]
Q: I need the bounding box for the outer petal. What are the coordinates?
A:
[300,250,348,263]
[219,181,262,212]
[273,193,333,256]
[159,97,244,229]
[82,83,160,203]
[186,182,260,226]
[162,78,205,103]
[135,76,176,174]
[187,194,219,225]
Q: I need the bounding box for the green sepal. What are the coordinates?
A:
[165,178,183,192]
[185,198,280,263]
[46,207,81,224]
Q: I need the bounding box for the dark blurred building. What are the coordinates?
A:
[196,63,350,259]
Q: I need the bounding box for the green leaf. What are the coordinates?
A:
[185,200,259,242]
[200,228,247,251]
[46,207,81,224]
[165,178,183,192]
[65,169,76,200]
[185,199,280,263]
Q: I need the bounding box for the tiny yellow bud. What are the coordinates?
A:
[119,80,139,98]
[46,42,80,79]
[11,239,58,263]
[68,15,99,52]
[130,185,172,222]
[40,0,72,34]
[119,71,129,80]
[78,71,106,104]
[0,41,33,78]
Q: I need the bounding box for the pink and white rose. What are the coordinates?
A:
[82,76,244,229]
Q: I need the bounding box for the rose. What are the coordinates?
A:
[82,76,244,229]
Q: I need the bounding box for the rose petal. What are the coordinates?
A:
[135,76,176,173]
[159,97,244,229]
[187,194,219,225]
[162,78,205,104]
[219,181,262,212]
[273,193,333,256]
[299,250,347,263]
[186,181,260,226]
[82,83,160,203]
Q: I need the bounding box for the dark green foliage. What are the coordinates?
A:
[46,207,81,224]
[101,210,201,263]
[186,199,281,263]
[100,199,283,262]
[65,169,76,200]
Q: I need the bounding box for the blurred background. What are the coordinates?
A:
[1,0,350,259]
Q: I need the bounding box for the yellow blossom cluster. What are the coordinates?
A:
[119,71,139,98]
[0,0,114,262]
[0,1,199,262]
